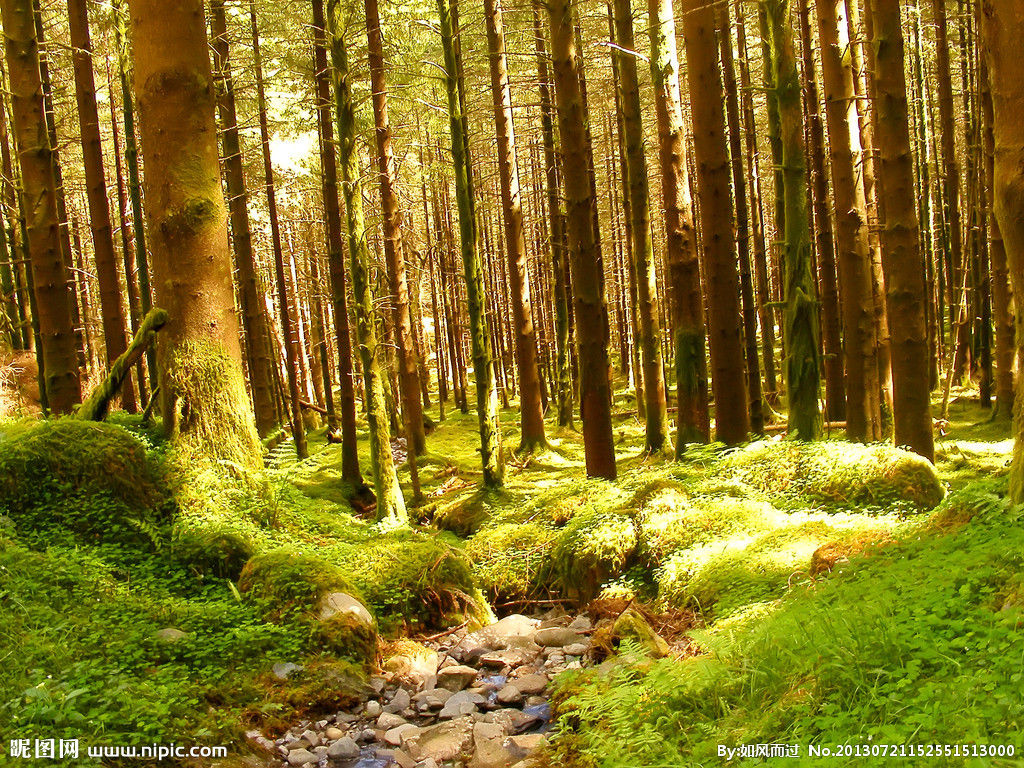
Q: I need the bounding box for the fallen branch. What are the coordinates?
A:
[77,308,169,422]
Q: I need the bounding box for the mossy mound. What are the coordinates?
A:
[466,522,558,601]
[723,440,945,511]
[551,508,638,602]
[510,477,625,527]
[0,419,168,547]
[171,522,255,579]
[238,547,360,620]
[330,532,489,630]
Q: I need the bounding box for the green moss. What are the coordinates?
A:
[724,439,946,511]
[170,523,254,579]
[467,522,557,601]
[314,613,378,664]
[0,419,169,548]
[238,547,359,619]
[551,508,638,602]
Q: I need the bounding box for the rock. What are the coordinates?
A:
[468,614,538,650]
[326,737,359,759]
[478,648,536,669]
[377,712,408,730]
[509,733,546,751]
[153,627,188,643]
[386,687,412,713]
[413,688,454,709]
[469,737,516,768]
[610,608,671,658]
[384,723,421,746]
[364,700,383,718]
[473,721,506,742]
[418,759,440,768]
[357,729,376,743]
[272,662,303,680]
[324,726,345,741]
[439,690,485,719]
[524,695,546,708]
[495,685,523,705]
[384,642,440,687]
[285,748,317,766]
[568,615,592,631]
[318,592,374,626]
[299,729,319,748]
[563,643,588,656]
[244,730,276,754]
[534,627,582,647]
[403,716,475,762]
[437,665,479,692]
[509,673,547,695]
[393,749,417,768]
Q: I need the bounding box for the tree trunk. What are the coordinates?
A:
[438,0,504,486]
[127,0,261,467]
[868,0,935,461]
[547,0,617,478]
[0,0,81,414]
[611,0,670,454]
[980,0,1023,496]
[680,0,751,445]
[647,0,709,449]
[312,0,363,485]
[816,0,883,440]
[484,0,546,451]
[326,0,407,521]
[68,0,133,411]
[209,0,277,438]
[765,0,823,440]
[249,1,307,459]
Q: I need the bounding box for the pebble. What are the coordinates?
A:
[364,700,382,718]
[326,737,359,759]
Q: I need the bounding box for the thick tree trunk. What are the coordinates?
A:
[326,0,407,521]
[680,0,751,445]
[484,0,546,452]
[547,0,617,478]
[209,0,277,438]
[249,1,307,459]
[311,0,362,484]
[868,0,935,461]
[439,0,504,486]
[127,0,261,467]
[816,0,883,441]
[612,0,670,454]
[647,0,709,449]
[765,0,823,440]
[1,0,81,414]
[68,0,133,411]
[981,0,1024,497]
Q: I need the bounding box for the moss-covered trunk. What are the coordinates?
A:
[0,0,81,414]
[326,0,407,523]
[127,0,261,468]
[647,0,709,450]
[438,0,504,487]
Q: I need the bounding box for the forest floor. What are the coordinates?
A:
[1,382,1022,767]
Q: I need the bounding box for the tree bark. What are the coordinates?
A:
[547,0,617,478]
[868,0,935,460]
[127,0,261,467]
[1,0,81,414]
[484,0,546,452]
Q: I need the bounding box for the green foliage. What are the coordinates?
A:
[551,508,638,601]
[238,546,359,619]
[549,480,1024,767]
[466,521,558,600]
[0,419,169,549]
[724,439,946,511]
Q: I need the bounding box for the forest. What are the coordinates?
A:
[2,0,1024,764]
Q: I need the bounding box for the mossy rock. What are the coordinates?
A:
[238,547,360,620]
[590,607,671,660]
[723,440,946,511]
[171,523,255,579]
[314,611,379,665]
[551,509,638,602]
[467,522,558,600]
[0,419,168,547]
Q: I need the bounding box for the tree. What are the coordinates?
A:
[438,0,504,486]
[1,0,81,414]
[209,0,277,438]
[647,0,709,450]
[981,0,1024,498]
[68,0,133,411]
[612,0,670,454]
[868,0,935,461]
[127,0,261,467]
[326,0,407,522]
[765,0,822,440]
[547,0,617,478]
[483,0,546,452]
[680,0,750,445]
